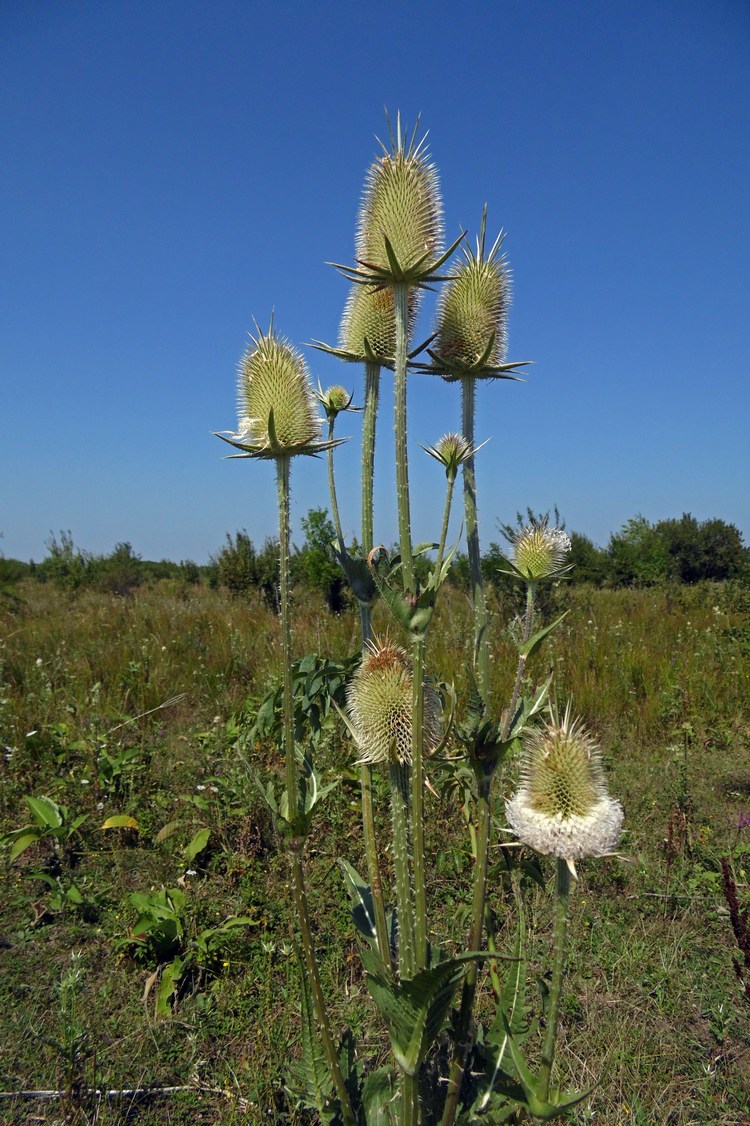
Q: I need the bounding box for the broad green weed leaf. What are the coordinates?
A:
[184,828,211,863]
[101,815,140,830]
[9,832,40,863]
[26,796,63,830]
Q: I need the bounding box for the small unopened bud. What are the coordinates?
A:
[317,384,355,421]
[346,641,441,766]
[422,432,483,479]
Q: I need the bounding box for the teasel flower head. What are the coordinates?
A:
[513,517,572,581]
[331,113,460,293]
[346,640,441,766]
[338,283,399,364]
[505,705,623,872]
[215,321,343,460]
[414,207,529,383]
[422,432,486,481]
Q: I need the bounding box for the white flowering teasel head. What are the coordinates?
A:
[346,641,441,766]
[513,518,572,581]
[505,706,623,873]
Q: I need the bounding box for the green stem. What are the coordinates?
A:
[440,775,491,1126]
[359,359,391,970]
[400,1070,420,1125]
[435,472,456,579]
[502,583,536,742]
[389,761,415,980]
[461,378,489,708]
[326,419,345,551]
[289,848,357,1125]
[362,360,380,559]
[539,859,573,1101]
[276,456,356,1126]
[411,634,427,972]
[394,283,415,593]
[276,456,297,816]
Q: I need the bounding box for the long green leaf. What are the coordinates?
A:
[339,859,379,947]
[518,611,570,660]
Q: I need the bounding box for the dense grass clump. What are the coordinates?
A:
[0,577,749,1123]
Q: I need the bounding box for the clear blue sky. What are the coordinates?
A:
[2,0,749,564]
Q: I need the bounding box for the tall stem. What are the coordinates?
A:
[276,456,355,1126]
[440,774,491,1126]
[362,360,380,560]
[390,762,416,980]
[359,359,391,969]
[539,859,573,1100]
[326,419,345,551]
[277,456,297,815]
[393,283,415,593]
[411,634,427,971]
[461,378,490,709]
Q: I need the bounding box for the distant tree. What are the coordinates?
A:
[95,542,143,595]
[656,513,747,583]
[297,508,347,613]
[607,515,669,587]
[39,531,93,591]
[215,531,258,595]
[568,532,609,586]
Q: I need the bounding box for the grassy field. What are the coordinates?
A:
[1,577,749,1124]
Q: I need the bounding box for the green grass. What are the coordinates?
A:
[1,578,749,1123]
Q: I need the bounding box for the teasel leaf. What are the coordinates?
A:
[338,859,379,950]
[518,610,571,660]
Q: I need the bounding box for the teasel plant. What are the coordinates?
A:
[214,321,357,1126]
[216,114,624,1125]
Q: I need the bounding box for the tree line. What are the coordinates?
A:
[1,510,747,607]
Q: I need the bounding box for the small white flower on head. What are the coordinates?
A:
[513,519,572,580]
[505,705,623,871]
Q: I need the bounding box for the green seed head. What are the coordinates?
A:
[434,229,510,380]
[513,520,572,580]
[347,641,441,766]
[236,327,321,455]
[340,284,397,362]
[356,117,443,280]
[423,432,476,479]
[317,384,354,421]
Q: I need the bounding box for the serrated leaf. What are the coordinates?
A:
[362,1066,397,1123]
[184,828,211,863]
[365,958,468,1075]
[101,815,140,830]
[518,611,570,660]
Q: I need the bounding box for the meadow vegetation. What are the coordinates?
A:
[1,570,749,1124]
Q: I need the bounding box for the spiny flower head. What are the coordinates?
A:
[346,640,441,766]
[356,114,443,283]
[433,225,511,381]
[215,322,342,460]
[505,706,623,864]
[513,519,572,581]
[339,283,398,363]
